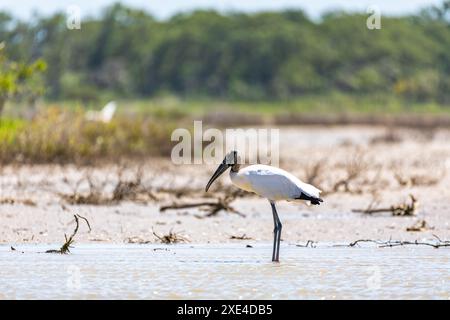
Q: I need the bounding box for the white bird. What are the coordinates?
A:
[205,150,323,262]
[85,101,117,123]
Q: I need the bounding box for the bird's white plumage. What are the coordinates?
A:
[85,101,117,123]
[230,164,321,202]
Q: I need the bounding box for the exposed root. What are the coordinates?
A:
[46,214,91,254]
[352,194,418,216]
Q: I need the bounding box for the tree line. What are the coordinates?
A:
[0,2,449,103]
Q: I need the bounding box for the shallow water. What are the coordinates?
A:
[0,244,448,299]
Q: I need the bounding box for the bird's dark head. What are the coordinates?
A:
[205,151,240,192]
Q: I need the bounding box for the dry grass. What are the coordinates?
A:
[0,198,36,206]
[331,153,368,194]
[394,172,443,187]
[58,165,158,205]
[0,108,176,164]
[369,129,403,145]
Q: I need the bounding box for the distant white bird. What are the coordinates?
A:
[85,101,117,123]
[206,150,323,262]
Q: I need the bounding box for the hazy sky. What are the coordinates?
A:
[0,0,442,20]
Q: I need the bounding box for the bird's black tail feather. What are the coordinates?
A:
[296,193,324,205]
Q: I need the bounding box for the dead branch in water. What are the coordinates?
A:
[343,235,450,248]
[160,190,245,217]
[46,214,91,254]
[152,229,189,244]
[352,194,418,216]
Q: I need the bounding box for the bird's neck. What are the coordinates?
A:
[231,163,241,172]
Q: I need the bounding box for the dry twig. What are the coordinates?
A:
[152,229,189,244]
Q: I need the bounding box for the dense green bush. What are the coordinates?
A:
[0,2,448,102]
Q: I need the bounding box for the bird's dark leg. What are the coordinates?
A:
[270,201,282,262]
[270,201,277,261]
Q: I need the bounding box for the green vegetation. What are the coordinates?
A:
[0,2,449,164]
[0,42,46,114]
[0,108,176,163]
[0,2,449,104]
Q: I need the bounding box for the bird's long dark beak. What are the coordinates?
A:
[205,162,229,192]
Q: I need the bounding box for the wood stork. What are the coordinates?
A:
[205,151,323,262]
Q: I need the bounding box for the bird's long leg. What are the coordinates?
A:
[270,201,277,261]
[270,201,282,262]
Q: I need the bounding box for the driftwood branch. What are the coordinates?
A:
[341,235,450,248]
[160,191,245,217]
[352,194,418,216]
[46,214,91,254]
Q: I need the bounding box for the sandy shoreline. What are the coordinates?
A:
[1,125,449,245]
